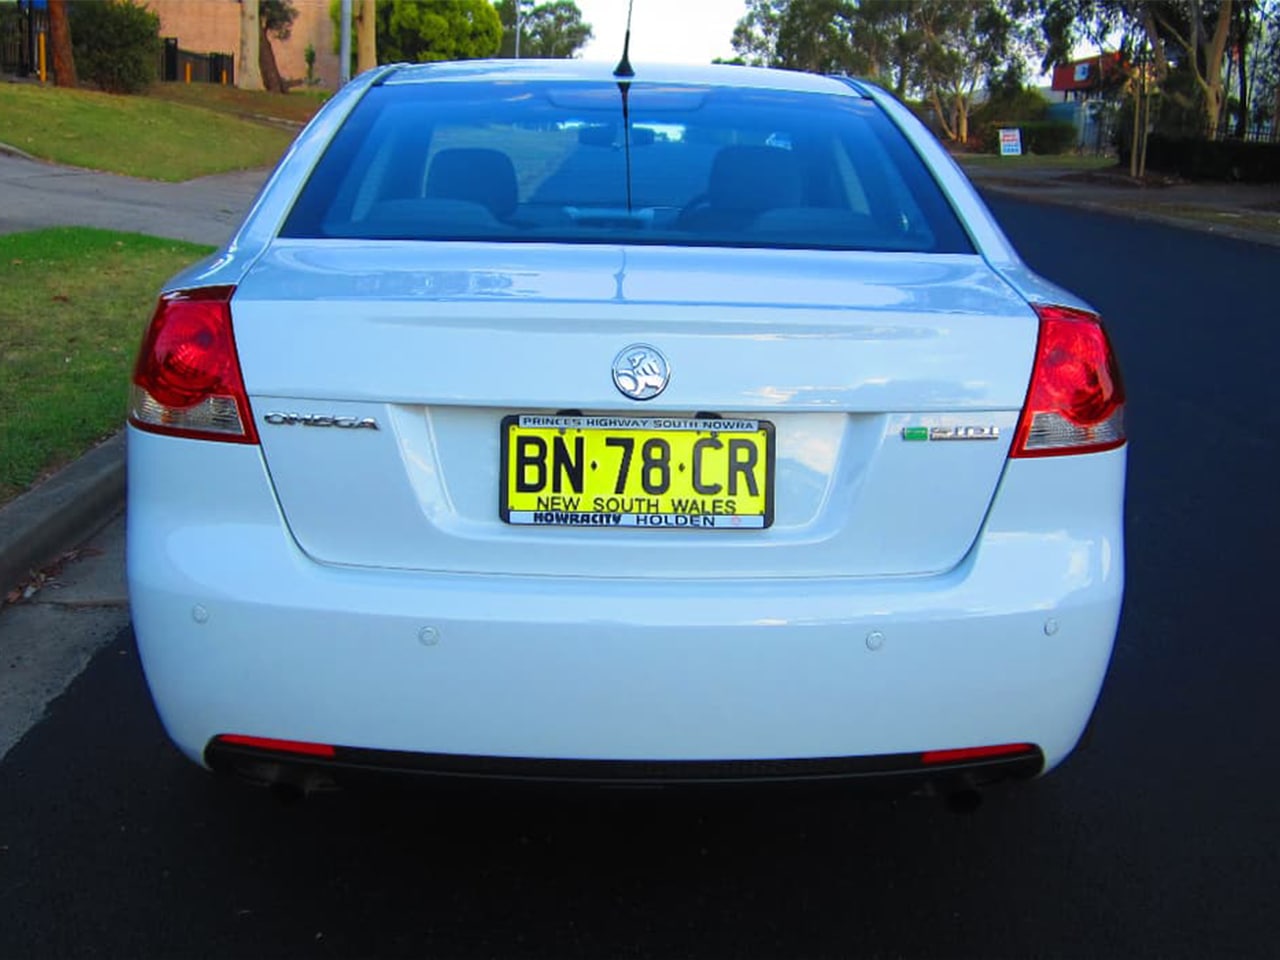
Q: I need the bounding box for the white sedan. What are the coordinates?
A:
[127,60,1125,805]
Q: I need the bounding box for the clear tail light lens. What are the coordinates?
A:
[129,285,258,444]
[1011,304,1125,458]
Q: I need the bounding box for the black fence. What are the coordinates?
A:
[160,38,234,85]
[0,2,48,78]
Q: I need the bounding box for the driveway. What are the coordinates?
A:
[0,152,269,245]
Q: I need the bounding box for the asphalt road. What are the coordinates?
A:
[1,199,1277,959]
[0,153,263,244]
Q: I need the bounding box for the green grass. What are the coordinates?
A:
[1111,201,1280,236]
[0,83,296,181]
[953,153,1118,170]
[0,228,215,503]
[147,81,330,126]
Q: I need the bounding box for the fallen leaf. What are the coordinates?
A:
[52,294,70,303]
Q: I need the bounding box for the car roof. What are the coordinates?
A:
[378,59,867,98]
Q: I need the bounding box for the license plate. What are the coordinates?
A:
[500,415,775,529]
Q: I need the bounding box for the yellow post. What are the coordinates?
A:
[185,62,192,84]
[37,32,46,84]
[221,69,227,85]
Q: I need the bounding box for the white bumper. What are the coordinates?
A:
[127,427,1124,773]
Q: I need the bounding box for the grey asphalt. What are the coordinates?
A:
[0,151,267,244]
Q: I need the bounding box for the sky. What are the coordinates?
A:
[573,0,746,65]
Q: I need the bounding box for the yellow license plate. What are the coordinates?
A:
[500,415,774,529]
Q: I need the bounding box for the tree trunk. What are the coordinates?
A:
[238,0,263,91]
[357,0,377,74]
[1203,0,1234,138]
[1235,3,1250,137]
[259,26,285,93]
[929,89,957,142]
[955,93,969,145]
[47,0,76,88]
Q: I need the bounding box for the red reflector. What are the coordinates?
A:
[216,734,336,758]
[921,743,1034,765]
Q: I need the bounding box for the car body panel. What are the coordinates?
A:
[234,243,1036,578]
[127,427,1123,771]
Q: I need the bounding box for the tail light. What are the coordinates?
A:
[1011,304,1125,458]
[129,285,258,444]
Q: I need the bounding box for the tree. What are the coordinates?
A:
[259,0,298,93]
[1149,0,1235,136]
[496,1,592,58]
[731,0,1024,142]
[357,0,377,73]
[731,0,786,66]
[908,1,1020,144]
[48,0,76,87]
[332,0,502,64]
[1037,1,1243,140]
[239,0,264,90]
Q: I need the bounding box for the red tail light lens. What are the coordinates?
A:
[1011,304,1125,458]
[129,285,258,444]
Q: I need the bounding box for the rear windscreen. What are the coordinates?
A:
[281,80,974,254]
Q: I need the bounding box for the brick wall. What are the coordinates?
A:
[148,0,340,91]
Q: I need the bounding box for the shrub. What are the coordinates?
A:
[71,0,162,95]
[975,120,1077,155]
[1140,135,1280,183]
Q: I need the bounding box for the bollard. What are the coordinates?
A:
[185,62,192,84]
[38,32,46,84]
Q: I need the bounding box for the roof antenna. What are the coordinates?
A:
[613,0,635,78]
[614,0,636,211]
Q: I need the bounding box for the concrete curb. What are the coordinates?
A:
[0,432,125,594]
[974,182,1280,249]
[0,139,39,162]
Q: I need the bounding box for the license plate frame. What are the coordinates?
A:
[499,415,775,530]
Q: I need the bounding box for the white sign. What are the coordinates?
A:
[1074,62,1091,82]
[999,128,1023,157]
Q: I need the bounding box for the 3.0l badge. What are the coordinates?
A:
[902,425,1000,441]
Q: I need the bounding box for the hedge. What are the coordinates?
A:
[1134,135,1280,183]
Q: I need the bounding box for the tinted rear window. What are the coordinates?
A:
[282,80,973,254]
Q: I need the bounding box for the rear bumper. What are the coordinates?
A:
[205,738,1045,793]
[127,428,1124,777]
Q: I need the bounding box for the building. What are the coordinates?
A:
[1050,52,1127,102]
[147,0,340,91]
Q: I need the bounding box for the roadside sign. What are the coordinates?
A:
[999,128,1023,157]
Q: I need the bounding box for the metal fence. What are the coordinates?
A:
[0,3,48,78]
[160,38,235,86]
[1210,122,1280,144]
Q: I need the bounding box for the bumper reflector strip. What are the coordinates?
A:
[921,743,1036,765]
[215,734,336,758]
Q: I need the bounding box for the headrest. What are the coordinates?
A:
[424,148,519,220]
[707,145,803,212]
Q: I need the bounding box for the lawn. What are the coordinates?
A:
[953,152,1118,170]
[147,81,330,126]
[0,82,297,181]
[0,228,215,503]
